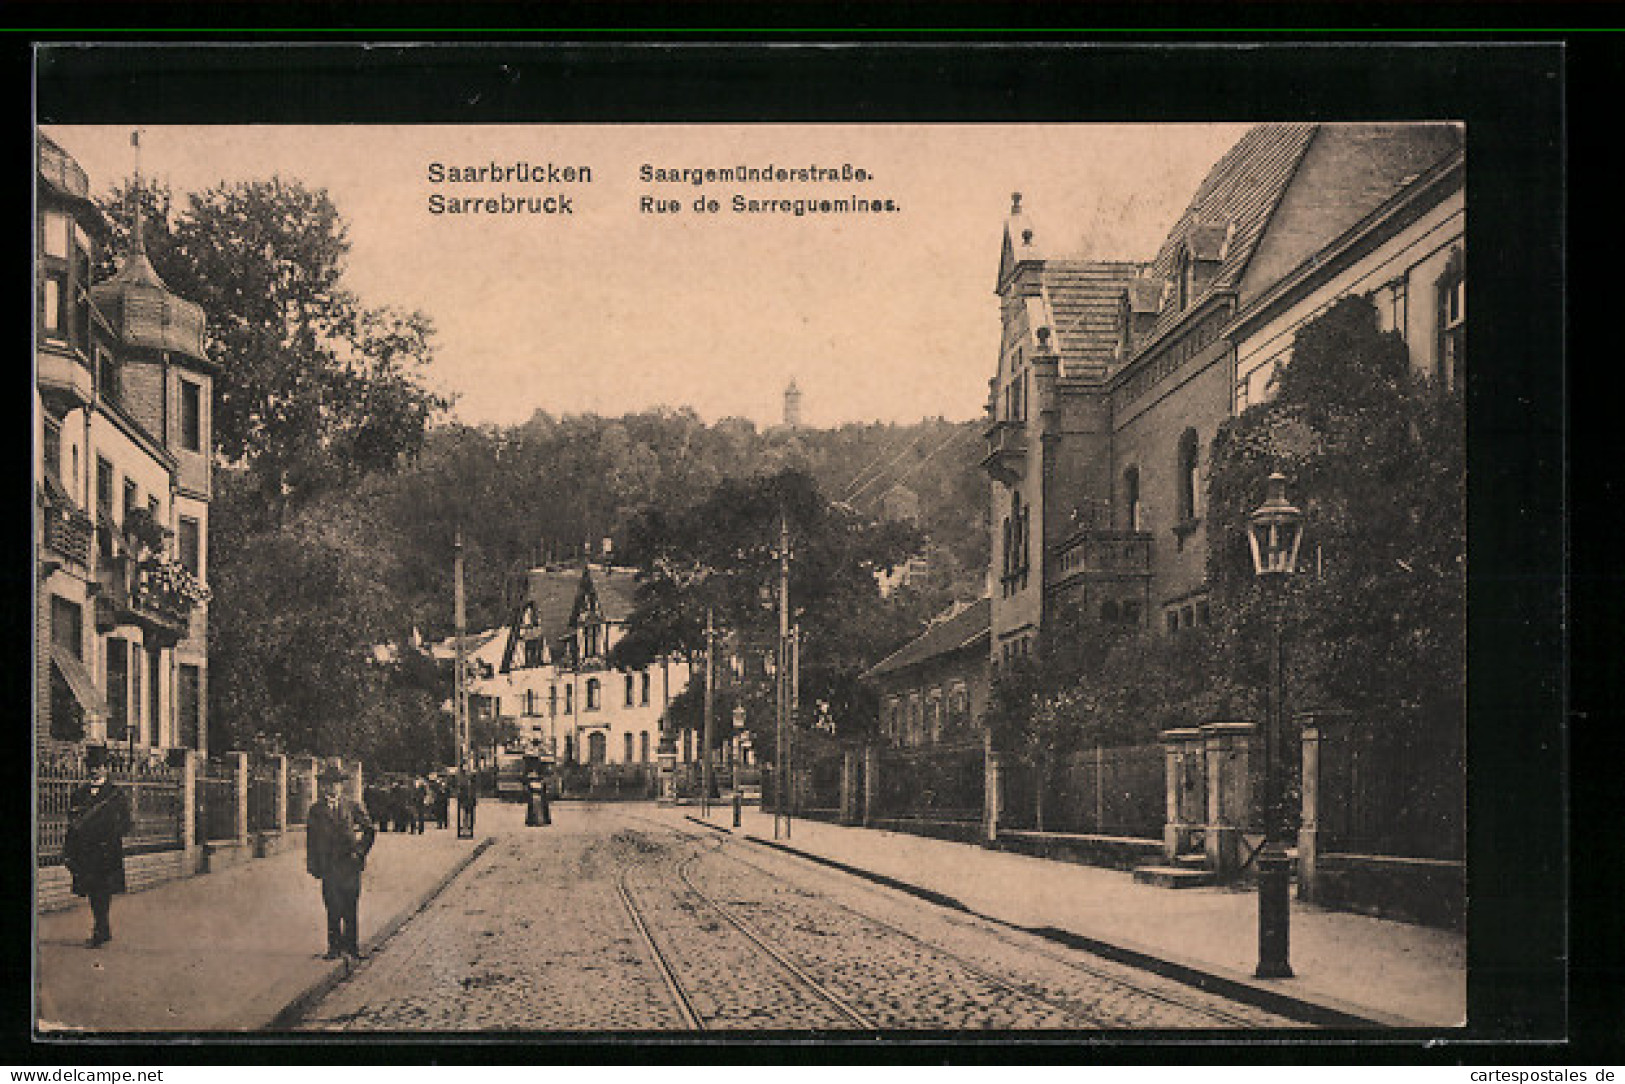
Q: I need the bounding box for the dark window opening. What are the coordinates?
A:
[181,379,203,452]
[106,638,129,743]
[1176,429,1200,523]
[96,458,113,515]
[1123,466,1141,531]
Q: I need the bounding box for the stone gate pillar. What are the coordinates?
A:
[1295,709,1350,902]
[1201,721,1255,878]
[176,748,199,871]
[1159,728,1203,862]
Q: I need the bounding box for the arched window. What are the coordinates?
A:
[1176,429,1200,523]
[1123,466,1141,531]
[586,678,600,711]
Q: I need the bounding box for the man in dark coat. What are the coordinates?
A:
[306,766,376,959]
[455,767,477,836]
[63,745,130,948]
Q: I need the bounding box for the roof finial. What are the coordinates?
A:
[129,129,146,256]
[1021,228,1034,247]
[1010,192,1023,215]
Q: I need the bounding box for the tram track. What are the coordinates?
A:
[700,836,1276,1028]
[634,811,1291,1028]
[614,830,876,1030]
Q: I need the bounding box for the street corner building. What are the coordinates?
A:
[860,122,1466,926]
[445,556,700,799]
[35,133,219,907]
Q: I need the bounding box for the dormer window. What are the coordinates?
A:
[1175,247,1192,311]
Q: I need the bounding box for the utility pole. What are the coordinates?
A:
[454,529,469,773]
[776,506,791,840]
[702,606,716,816]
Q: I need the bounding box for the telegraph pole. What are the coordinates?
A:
[776,507,791,840]
[453,530,469,774]
[702,606,716,816]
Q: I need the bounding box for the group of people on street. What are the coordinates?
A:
[61,747,483,961]
[363,775,451,834]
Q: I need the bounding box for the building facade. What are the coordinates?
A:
[482,563,694,767]
[36,134,214,759]
[865,598,991,749]
[984,123,1464,661]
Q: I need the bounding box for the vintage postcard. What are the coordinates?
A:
[29,43,1562,1045]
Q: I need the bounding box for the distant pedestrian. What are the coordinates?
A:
[306,765,376,960]
[411,778,427,834]
[62,745,130,948]
[433,777,450,829]
[455,768,478,836]
[391,780,412,832]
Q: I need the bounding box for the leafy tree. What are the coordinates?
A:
[611,468,921,760]
[98,178,450,523]
[1205,295,1465,741]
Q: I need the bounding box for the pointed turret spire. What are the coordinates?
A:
[129,129,146,256]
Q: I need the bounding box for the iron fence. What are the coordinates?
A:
[1001,742,1164,838]
[874,742,983,822]
[1318,716,1463,860]
[197,759,239,843]
[37,741,183,864]
[286,760,316,825]
[247,757,280,834]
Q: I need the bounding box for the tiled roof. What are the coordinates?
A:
[862,598,991,681]
[1040,261,1144,381]
[1136,124,1319,345]
[584,564,640,623]
[522,567,583,642]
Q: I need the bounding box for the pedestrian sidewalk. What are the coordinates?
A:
[36,819,500,1033]
[684,806,1464,1028]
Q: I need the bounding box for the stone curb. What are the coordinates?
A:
[740,832,1424,1031]
[263,835,496,1031]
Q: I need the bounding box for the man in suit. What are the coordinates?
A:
[63,744,130,948]
[306,765,376,960]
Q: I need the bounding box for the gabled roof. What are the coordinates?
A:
[1039,261,1145,382]
[1135,124,1319,345]
[862,598,991,682]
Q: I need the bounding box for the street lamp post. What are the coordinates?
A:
[1245,471,1305,980]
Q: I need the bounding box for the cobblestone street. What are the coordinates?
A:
[296,804,1303,1032]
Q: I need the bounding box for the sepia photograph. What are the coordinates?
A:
[27,43,1563,1046]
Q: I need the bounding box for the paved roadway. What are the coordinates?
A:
[296,803,1304,1032]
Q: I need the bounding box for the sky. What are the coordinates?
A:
[44,124,1250,430]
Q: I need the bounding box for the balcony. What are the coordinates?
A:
[95,550,198,645]
[1048,530,1153,586]
[42,500,93,569]
[36,347,94,412]
[980,419,1029,485]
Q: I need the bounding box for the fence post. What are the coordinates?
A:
[862,744,880,828]
[348,759,364,806]
[1201,721,1255,878]
[273,753,289,833]
[983,739,1002,846]
[230,751,250,848]
[178,748,199,872]
[839,747,857,825]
